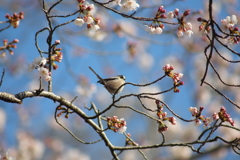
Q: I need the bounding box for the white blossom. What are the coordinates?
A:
[33,56,46,66]
[74,18,84,27]
[145,25,163,35]
[91,24,100,31]
[167,11,174,19]
[121,0,140,12]
[154,27,163,34]
[85,16,94,24]
[28,56,46,72]
[177,30,184,37]
[185,30,194,37]
[186,22,192,30]
[221,15,238,28]
[38,67,51,81]
[117,126,127,134]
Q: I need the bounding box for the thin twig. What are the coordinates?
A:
[54,106,103,144]
[0,69,5,87]
[203,81,240,109]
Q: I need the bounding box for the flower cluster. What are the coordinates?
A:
[5,12,24,28]
[145,6,166,35]
[221,15,238,29]
[156,100,176,133]
[74,0,100,31]
[218,106,235,126]
[162,64,184,93]
[189,106,235,128]
[116,0,140,12]
[177,21,193,38]
[197,17,211,34]
[28,40,63,81]
[107,116,127,134]
[144,7,193,37]
[220,15,240,45]
[167,9,193,37]
[28,56,51,81]
[174,9,193,38]
[189,106,213,127]
[0,39,19,57]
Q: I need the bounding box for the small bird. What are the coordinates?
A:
[89,67,126,95]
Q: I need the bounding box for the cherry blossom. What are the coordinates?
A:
[221,15,238,28]
[74,17,84,26]
[39,67,51,81]
[27,56,47,72]
[120,0,140,12]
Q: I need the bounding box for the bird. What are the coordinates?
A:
[89,67,126,95]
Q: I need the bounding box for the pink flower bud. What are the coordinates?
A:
[19,14,24,20]
[179,81,184,85]
[95,18,101,25]
[160,14,167,18]
[234,27,239,31]
[11,44,17,48]
[174,88,180,93]
[158,6,164,12]
[9,50,14,55]
[220,106,226,112]
[13,13,18,18]
[3,39,8,46]
[77,0,85,3]
[5,13,11,19]
[13,39,19,43]
[55,40,60,44]
[199,25,204,31]
[183,9,191,16]
[199,106,204,111]
[197,17,202,22]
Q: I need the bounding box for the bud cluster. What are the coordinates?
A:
[145,6,166,35]
[5,12,24,28]
[155,100,176,133]
[189,106,235,128]
[162,64,184,93]
[197,17,211,34]
[0,39,19,57]
[56,106,71,119]
[221,15,240,45]
[189,106,213,128]
[218,106,235,126]
[167,9,193,37]
[51,40,63,70]
[107,116,127,134]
